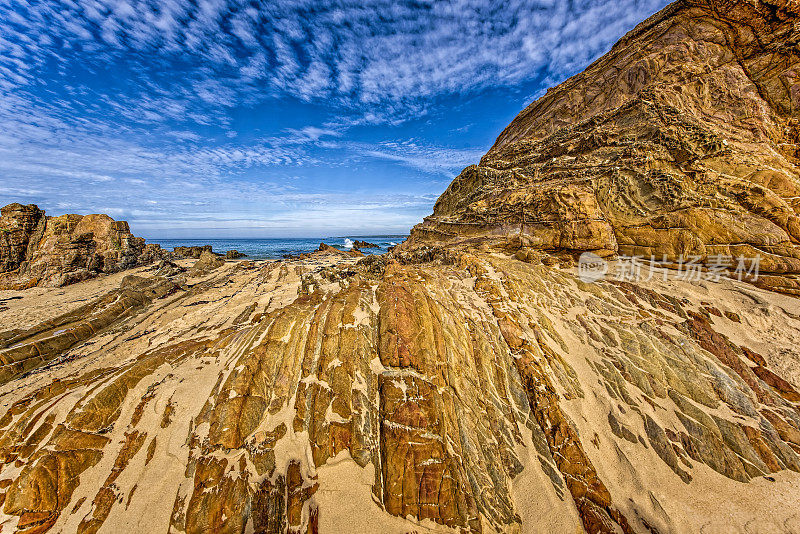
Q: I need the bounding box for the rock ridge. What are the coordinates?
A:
[0,203,168,289]
[0,249,798,533]
[403,0,800,295]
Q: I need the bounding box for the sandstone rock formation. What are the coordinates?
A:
[153,259,187,278]
[403,0,800,295]
[0,204,45,274]
[0,248,798,533]
[352,240,378,249]
[318,242,364,258]
[188,250,225,276]
[226,250,246,259]
[0,1,799,533]
[0,204,167,289]
[0,275,178,384]
[173,246,214,259]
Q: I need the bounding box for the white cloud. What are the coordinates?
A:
[0,0,670,124]
[358,141,485,177]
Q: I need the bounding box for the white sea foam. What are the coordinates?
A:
[343,238,354,249]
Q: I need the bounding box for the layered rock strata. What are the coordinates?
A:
[0,203,167,289]
[403,0,800,295]
[0,204,45,274]
[318,242,363,257]
[0,251,798,533]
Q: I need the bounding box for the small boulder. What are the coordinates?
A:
[318,242,363,258]
[318,243,339,253]
[189,250,225,275]
[173,245,213,259]
[154,259,186,278]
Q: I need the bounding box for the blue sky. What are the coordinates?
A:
[0,0,669,238]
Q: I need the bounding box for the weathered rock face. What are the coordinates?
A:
[187,250,225,276]
[404,0,800,294]
[1,2,799,533]
[0,252,798,533]
[173,245,214,259]
[0,204,167,289]
[0,204,45,273]
[318,242,364,257]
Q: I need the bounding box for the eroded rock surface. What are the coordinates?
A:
[188,251,225,276]
[0,251,797,533]
[0,204,45,274]
[0,275,178,385]
[403,0,800,295]
[0,204,168,289]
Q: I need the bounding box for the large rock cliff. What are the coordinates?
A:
[0,203,45,273]
[0,203,166,288]
[404,0,800,295]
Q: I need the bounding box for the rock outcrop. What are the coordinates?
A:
[187,250,225,275]
[0,2,799,534]
[403,0,800,295]
[0,275,178,384]
[318,242,364,258]
[225,250,246,259]
[0,204,45,273]
[0,248,798,533]
[173,246,213,259]
[0,204,167,289]
[352,240,378,249]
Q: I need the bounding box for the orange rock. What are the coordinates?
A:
[0,204,169,288]
[401,0,800,294]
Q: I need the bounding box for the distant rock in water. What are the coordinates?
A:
[402,0,800,295]
[318,242,364,257]
[173,245,213,259]
[0,203,168,289]
[225,249,246,259]
[352,240,378,249]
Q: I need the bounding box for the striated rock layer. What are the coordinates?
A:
[0,1,799,533]
[0,251,798,533]
[0,203,167,289]
[0,204,45,274]
[403,0,800,295]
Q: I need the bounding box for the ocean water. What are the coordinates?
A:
[148,236,407,260]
